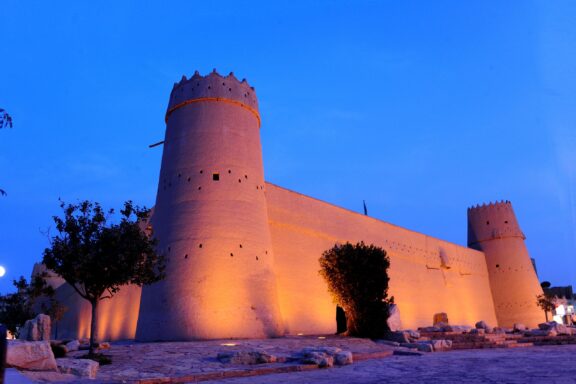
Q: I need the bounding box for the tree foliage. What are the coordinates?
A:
[319,241,393,338]
[536,293,557,322]
[43,200,165,354]
[0,109,12,129]
[0,275,55,338]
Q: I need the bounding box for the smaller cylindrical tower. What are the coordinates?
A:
[468,201,544,328]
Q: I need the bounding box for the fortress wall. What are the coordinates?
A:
[265,183,498,334]
[53,283,142,341]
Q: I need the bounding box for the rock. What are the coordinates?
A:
[217,350,277,364]
[475,320,490,330]
[528,329,557,337]
[300,352,334,367]
[450,325,472,333]
[407,330,421,339]
[418,326,442,332]
[399,343,419,349]
[433,313,449,326]
[387,304,402,331]
[18,314,51,342]
[470,328,485,335]
[437,323,453,332]
[538,322,570,335]
[376,340,400,347]
[334,351,353,365]
[385,331,410,344]
[513,323,527,332]
[416,343,433,353]
[57,358,99,379]
[65,340,80,352]
[492,327,506,334]
[7,341,58,371]
[431,339,453,352]
[301,346,341,355]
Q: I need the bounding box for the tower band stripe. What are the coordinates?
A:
[165,97,261,127]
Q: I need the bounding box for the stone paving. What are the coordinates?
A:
[15,337,576,383]
[205,345,576,384]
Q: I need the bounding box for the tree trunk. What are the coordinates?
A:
[89,300,98,356]
[544,310,549,322]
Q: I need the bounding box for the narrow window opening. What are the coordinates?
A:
[504,220,508,224]
[230,253,234,257]
[486,221,490,225]
[213,173,220,181]
[178,173,181,178]
[228,169,232,174]
[256,256,259,261]
[228,88,232,92]
[198,186,202,190]
[187,177,191,182]
[168,246,171,252]
[238,179,242,183]
[496,264,500,268]
[184,254,188,259]
[199,244,203,248]
[200,170,203,174]
[244,175,248,179]
[239,244,243,248]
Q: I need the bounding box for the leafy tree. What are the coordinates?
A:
[319,241,393,338]
[0,275,54,338]
[43,200,166,355]
[536,293,557,322]
[0,109,12,130]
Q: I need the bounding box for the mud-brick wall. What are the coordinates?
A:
[266,183,498,334]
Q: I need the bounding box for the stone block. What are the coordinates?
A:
[57,358,99,379]
[65,340,80,352]
[513,323,527,332]
[217,350,277,364]
[7,341,58,371]
[18,314,51,342]
[431,339,453,352]
[334,351,353,365]
[433,313,449,326]
[387,304,402,331]
[416,343,433,353]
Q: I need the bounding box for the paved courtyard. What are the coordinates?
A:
[207,345,576,384]
[14,338,576,383]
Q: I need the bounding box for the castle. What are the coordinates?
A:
[50,70,544,341]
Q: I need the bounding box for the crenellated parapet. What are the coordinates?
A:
[166,69,259,126]
[467,200,525,246]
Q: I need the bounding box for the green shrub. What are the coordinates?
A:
[319,241,393,338]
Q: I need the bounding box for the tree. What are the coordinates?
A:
[536,293,557,322]
[43,200,165,355]
[0,108,12,196]
[0,109,12,130]
[319,241,393,338]
[0,275,54,338]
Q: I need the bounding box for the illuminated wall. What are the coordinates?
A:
[266,183,498,334]
[53,283,142,341]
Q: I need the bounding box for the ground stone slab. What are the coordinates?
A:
[57,357,99,378]
[7,340,58,371]
[218,350,277,364]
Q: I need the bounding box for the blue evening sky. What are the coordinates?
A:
[1,1,575,294]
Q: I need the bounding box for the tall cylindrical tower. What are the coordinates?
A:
[136,70,284,340]
[467,201,544,328]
